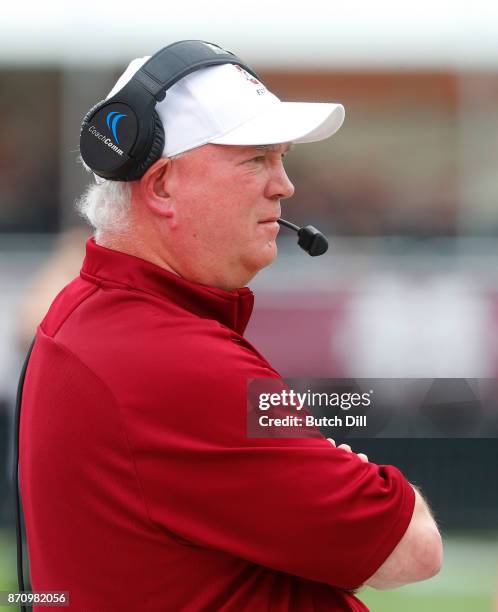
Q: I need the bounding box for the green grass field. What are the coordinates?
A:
[0,530,496,611]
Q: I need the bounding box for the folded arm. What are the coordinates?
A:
[365,486,443,589]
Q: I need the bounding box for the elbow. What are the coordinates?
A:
[365,523,443,590]
[417,527,443,581]
[364,486,444,591]
[404,524,443,586]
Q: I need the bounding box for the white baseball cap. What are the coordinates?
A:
[98,56,345,176]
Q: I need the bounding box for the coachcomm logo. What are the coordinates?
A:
[87,110,127,156]
[106,111,127,144]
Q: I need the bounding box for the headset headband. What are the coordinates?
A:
[79,40,260,181]
[131,40,259,100]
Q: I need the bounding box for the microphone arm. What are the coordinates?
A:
[277,218,329,257]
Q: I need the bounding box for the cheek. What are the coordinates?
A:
[193,180,258,226]
[175,188,242,247]
[173,164,265,247]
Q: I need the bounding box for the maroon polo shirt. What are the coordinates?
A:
[20,238,415,611]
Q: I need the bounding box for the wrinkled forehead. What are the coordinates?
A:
[178,142,294,162]
[165,143,295,179]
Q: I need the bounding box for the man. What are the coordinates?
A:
[20,42,442,611]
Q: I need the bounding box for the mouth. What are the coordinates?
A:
[258,217,280,239]
[258,216,280,224]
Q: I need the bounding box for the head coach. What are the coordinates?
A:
[19,41,442,611]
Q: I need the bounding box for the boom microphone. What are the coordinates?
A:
[277,218,328,256]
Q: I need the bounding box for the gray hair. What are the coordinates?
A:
[76,150,188,241]
[76,179,132,242]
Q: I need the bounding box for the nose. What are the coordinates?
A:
[265,159,295,201]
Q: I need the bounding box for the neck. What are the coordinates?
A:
[96,232,182,279]
[96,227,252,292]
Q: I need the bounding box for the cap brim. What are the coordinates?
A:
[209,102,345,146]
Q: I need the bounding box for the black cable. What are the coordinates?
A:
[277,218,300,232]
[13,337,35,612]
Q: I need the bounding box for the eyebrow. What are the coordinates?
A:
[254,143,295,153]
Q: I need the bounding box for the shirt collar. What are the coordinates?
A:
[80,237,254,336]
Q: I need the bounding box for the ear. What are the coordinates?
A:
[138,158,174,218]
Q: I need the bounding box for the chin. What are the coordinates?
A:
[254,241,278,271]
[266,240,278,262]
[240,242,277,284]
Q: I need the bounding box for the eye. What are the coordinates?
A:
[249,155,266,163]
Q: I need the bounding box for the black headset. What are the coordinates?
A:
[79,39,260,182]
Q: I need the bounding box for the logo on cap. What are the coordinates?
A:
[106,111,127,145]
[234,65,261,86]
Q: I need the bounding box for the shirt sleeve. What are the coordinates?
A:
[121,323,416,589]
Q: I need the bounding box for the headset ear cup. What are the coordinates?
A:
[80,99,107,134]
[79,99,108,172]
[127,110,165,181]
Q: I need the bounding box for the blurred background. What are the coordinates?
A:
[1,1,497,610]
